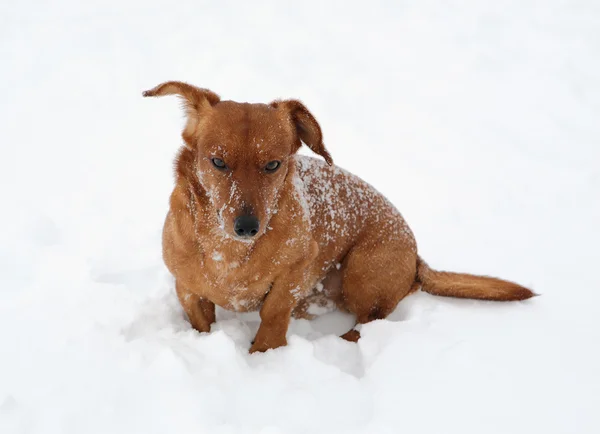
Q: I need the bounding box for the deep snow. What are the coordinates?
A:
[1,1,599,433]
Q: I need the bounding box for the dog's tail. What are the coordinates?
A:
[416,256,536,301]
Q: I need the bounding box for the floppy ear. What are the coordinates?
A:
[143,81,220,148]
[270,99,333,165]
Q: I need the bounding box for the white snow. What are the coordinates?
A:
[306,300,336,316]
[1,1,599,434]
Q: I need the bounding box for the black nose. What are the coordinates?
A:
[234,215,260,237]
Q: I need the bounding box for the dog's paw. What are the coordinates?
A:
[340,329,361,342]
[249,343,266,354]
[249,338,286,354]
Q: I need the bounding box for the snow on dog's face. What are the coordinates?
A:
[195,101,293,239]
[143,81,332,240]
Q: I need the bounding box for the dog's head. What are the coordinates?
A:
[144,81,332,241]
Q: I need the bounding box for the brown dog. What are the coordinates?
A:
[144,81,535,353]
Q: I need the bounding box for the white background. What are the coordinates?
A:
[1,1,599,433]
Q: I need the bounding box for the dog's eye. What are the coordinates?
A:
[211,158,227,170]
[264,160,281,173]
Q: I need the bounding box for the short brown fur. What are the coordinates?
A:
[144,81,536,353]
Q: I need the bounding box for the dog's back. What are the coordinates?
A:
[294,155,416,271]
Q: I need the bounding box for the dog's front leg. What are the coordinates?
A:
[176,280,215,333]
[250,241,318,353]
[249,275,302,353]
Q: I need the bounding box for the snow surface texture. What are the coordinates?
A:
[1,1,599,433]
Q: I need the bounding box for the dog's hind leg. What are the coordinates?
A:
[176,280,215,333]
[339,238,418,341]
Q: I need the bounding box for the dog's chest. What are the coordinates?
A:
[201,248,273,312]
